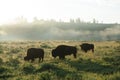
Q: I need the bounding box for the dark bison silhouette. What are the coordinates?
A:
[52,45,77,59]
[80,43,94,53]
[24,48,44,62]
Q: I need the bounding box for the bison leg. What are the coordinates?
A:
[39,58,41,62]
[39,57,43,62]
[85,50,87,53]
[62,56,65,59]
[31,58,34,62]
[41,57,44,62]
[59,56,62,59]
[73,53,77,58]
[59,56,65,59]
[92,49,94,53]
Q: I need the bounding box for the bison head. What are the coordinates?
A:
[80,45,83,48]
[24,56,29,61]
[52,49,57,58]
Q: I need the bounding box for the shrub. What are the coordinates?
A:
[0,58,3,64]
[103,56,120,66]
[0,67,7,74]
[65,73,82,80]
[108,72,120,80]
[6,58,20,67]
[36,63,70,78]
[22,64,35,74]
[0,49,3,54]
[40,44,51,49]
[36,63,58,72]
[0,45,3,54]
[39,72,52,80]
[10,48,21,54]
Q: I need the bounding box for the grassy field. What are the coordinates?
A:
[0,41,120,80]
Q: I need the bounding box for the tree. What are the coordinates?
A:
[93,18,98,24]
[33,17,39,23]
[15,16,28,24]
[76,18,81,23]
[70,19,75,23]
[93,18,96,23]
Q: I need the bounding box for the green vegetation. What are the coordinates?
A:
[0,45,3,54]
[0,41,120,80]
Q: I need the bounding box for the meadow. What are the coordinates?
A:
[0,40,120,80]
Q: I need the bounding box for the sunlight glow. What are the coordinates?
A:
[0,0,120,24]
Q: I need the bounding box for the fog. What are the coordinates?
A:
[0,21,120,41]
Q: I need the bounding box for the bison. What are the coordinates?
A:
[52,45,77,59]
[24,48,44,62]
[80,43,94,53]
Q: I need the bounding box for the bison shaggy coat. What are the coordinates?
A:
[80,43,94,53]
[52,45,77,59]
[24,48,44,62]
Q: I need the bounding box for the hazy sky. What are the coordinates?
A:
[0,0,120,24]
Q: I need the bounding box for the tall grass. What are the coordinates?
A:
[0,41,119,80]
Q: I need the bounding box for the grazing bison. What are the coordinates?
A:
[52,45,77,59]
[80,43,94,53]
[24,48,44,62]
